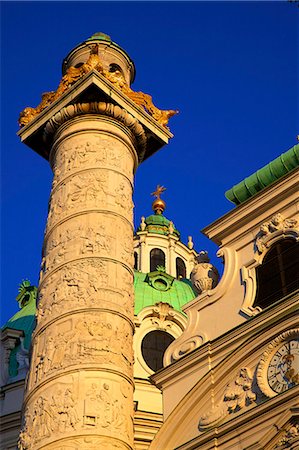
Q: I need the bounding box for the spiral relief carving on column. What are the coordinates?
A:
[20,112,138,449]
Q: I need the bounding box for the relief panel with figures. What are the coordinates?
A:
[51,135,134,185]
[37,258,133,326]
[47,170,133,230]
[19,373,133,450]
[29,313,133,389]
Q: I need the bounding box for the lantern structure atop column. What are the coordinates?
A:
[17,32,176,450]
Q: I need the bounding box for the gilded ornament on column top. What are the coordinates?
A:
[19,44,178,130]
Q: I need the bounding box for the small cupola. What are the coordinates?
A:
[134,186,198,278]
[62,32,136,86]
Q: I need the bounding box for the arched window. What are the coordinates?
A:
[176,257,186,279]
[134,252,138,270]
[141,330,175,372]
[150,248,165,272]
[254,239,299,309]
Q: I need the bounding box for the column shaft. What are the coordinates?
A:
[20,115,137,450]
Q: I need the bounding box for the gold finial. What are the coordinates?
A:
[151,185,166,214]
[151,185,166,199]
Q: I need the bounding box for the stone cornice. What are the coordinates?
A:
[0,410,22,432]
[151,290,299,389]
[202,168,299,246]
[17,70,172,163]
[44,102,147,163]
[0,379,25,394]
[175,388,299,450]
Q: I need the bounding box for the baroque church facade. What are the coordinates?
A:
[1,33,298,450]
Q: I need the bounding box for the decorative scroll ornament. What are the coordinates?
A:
[274,423,299,449]
[198,367,256,430]
[255,213,298,253]
[191,251,219,295]
[19,44,178,129]
[167,335,204,363]
[152,302,175,325]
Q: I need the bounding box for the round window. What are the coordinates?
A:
[152,278,168,291]
[141,330,175,372]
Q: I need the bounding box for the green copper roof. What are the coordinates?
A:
[2,297,36,349]
[139,214,180,237]
[225,144,299,205]
[2,281,37,378]
[134,271,196,314]
[86,32,112,43]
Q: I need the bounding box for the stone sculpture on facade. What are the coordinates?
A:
[255,213,298,253]
[275,423,299,449]
[198,367,256,430]
[191,251,219,295]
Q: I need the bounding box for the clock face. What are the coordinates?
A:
[267,339,299,394]
[257,330,299,397]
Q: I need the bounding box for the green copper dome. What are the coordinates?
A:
[2,274,195,377]
[134,271,196,314]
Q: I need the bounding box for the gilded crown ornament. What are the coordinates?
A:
[151,185,166,214]
[19,43,178,129]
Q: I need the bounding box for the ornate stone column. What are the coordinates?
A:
[17,33,175,450]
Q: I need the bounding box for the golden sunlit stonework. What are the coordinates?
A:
[1,32,299,450]
[18,44,178,129]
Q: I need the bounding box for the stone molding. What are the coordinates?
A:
[198,367,256,430]
[163,247,236,364]
[256,329,299,398]
[255,213,298,254]
[150,319,299,450]
[0,328,24,386]
[43,102,147,162]
[274,423,299,449]
[241,214,299,317]
[134,303,186,376]
[202,168,299,247]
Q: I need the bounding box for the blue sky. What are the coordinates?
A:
[1,1,298,324]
